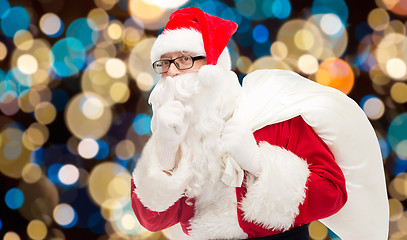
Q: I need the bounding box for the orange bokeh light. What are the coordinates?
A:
[316,58,355,95]
[383,0,407,16]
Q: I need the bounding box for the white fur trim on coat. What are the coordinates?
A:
[188,182,247,239]
[240,142,310,231]
[132,137,192,212]
[150,28,232,70]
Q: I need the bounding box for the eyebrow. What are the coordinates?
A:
[160,54,183,60]
[160,51,197,59]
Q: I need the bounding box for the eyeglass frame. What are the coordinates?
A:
[152,55,206,74]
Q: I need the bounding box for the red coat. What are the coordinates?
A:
[131,116,347,238]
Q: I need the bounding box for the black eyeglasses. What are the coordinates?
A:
[152,55,206,74]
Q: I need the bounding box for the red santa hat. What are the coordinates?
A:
[150,7,238,70]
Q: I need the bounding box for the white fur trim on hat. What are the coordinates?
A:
[151,28,231,70]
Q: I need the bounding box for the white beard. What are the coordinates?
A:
[149,72,242,198]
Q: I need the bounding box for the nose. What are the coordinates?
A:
[165,62,181,77]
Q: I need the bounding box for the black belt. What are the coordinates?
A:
[249,224,310,240]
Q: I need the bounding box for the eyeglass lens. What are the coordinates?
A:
[153,56,195,73]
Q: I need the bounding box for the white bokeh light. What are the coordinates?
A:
[58,164,79,185]
[120,213,137,230]
[3,232,21,240]
[298,54,319,74]
[78,138,99,159]
[17,54,38,75]
[105,58,126,78]
[53,203,76,226]
[363,97,385,120]
[396,140,407,158]
[39,13,62,36]
[80,95,104,120]
[320,14,343,36]
[141,0,190,9]
[386,58,407,80]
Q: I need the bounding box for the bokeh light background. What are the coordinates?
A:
[0,0,406,239]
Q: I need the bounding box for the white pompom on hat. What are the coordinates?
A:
[150,7,238,70]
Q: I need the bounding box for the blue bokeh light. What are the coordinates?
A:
[50,38,86,77]
[236,15,252,34]
[361,54,376,72]
[115,158,129,168]
[0,71,16,103]
[235,0,256,18]
[0,6,30,38]
[378,138,390,159]
[30,148,45,166]
[199,0,229,17]
[7,121,24,131]
[393,157,407,176]
[311,0,349,24]
[0,0,10,19]
[8,68,32,88]
[261,0,274,18]
[94,140,109,160]
[0,217,2,231]
[0,77,17,102]
[5,188,24,210]
[252,25,269,43]
[221,7,242,26]
[355,53,370,71]
[272,0,291,19]
[48,163,63,185]
[355,36,376,71]
[0,68,5,79]
[388,113,407,158]
[132,114,151,135]
[66,18,98,51]
[0,68,31,102]
[236,0,279,21]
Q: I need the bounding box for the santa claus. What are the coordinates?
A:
[131,7,389,240]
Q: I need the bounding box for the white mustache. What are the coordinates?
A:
[160,76,176,102]
[159,73,200,106]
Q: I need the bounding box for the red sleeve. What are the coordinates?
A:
[254,116,347,225]
[130,178,194,233]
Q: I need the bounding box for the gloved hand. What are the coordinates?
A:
[221,117,261,175]
[154,100,192,170]
[153,77,192,170]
